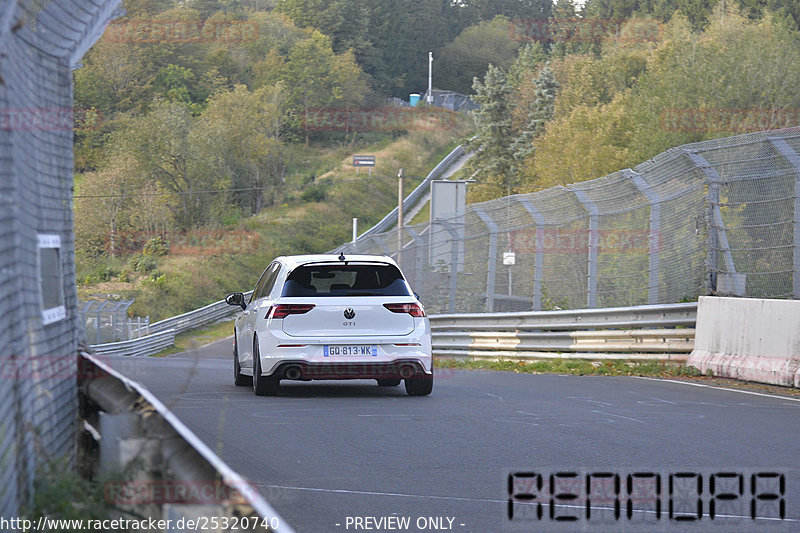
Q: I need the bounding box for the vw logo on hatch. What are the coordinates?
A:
[343,308,356,319]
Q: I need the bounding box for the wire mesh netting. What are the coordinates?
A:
[77,299,151,344]
[0,0,121,516]
[338,129,800,314]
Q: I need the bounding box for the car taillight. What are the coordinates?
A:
[383,303,426,317]
[268,304,315,319]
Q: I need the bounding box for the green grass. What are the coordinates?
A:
[152,320,234,357]
[434,357,704,378]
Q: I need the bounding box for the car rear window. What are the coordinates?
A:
[281,264,411,297]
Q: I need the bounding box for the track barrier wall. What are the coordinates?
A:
[688,296,800,387]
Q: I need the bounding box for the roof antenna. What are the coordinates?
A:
[338,252,346,262]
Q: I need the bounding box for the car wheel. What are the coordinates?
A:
[252,338,279,396]
[404,371,433,396]
[233,334,252,386]
[376,378,401,387]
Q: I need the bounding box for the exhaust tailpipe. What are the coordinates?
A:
[399,365,415,379]
[284,365,302,380]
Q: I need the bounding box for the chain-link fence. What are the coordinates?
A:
[0,0,120,516]
[339,128,800,314]
[78,299,151,344]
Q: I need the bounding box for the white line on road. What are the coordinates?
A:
[632,377,800,404]
[590,409,644,423]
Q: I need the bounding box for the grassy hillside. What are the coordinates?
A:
[77,117,473,320]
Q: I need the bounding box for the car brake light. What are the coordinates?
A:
[268,304,315,319]
[383,303,426,317]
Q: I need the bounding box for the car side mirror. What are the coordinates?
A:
[414,292,421,301]
[226,292,246,310]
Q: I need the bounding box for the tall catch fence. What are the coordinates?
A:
[0,0,122,516]
[339,128,800,314]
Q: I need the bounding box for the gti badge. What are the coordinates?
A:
[343,308,356,320]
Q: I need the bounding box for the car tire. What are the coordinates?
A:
[376,378,401,387]
[252,338,279,396]
[233,334,252,386]
[404,371,433,396]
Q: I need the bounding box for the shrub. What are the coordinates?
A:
[142,236,169,256]
[301,182,329,203]
[128,254,158,273]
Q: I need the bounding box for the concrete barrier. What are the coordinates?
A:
[687,296,800,387]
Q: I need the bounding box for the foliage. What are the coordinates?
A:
[142,236,170,256]
[511,62,558,163]
[435,357,704,378]
[198,83,289,213]
[23,459,114,529]
[520,7,800,189]
[300,181,330,202]
[438,16,522,94]
[129,254,158,273]
[583,0,800,31]
[466,64,516,200]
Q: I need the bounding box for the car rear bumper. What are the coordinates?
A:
[255,326,432,378]
[269,359,431,380]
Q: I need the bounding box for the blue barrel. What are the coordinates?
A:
[409,93,420,107]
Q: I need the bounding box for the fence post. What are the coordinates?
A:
[625,169,661,304]
[685,151,738,294]
[517,198,546,311]
[767,137,800,299]
[567,187,599,308]
[95,301,108,344]
[438,219,461,313]
[474,208,498,312]
[404,227,426,295]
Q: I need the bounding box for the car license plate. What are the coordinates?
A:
[323,345,378,357]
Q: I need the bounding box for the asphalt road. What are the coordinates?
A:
[106,338,800,533]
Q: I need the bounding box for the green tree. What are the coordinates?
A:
[198,84,289,214]
[155,64,194,105]
[114,100,218,228]
[467,65,517,200]
[438,16,522,94]
[512,62,558,163]
[74,154,141,257]
[281,30,369,142]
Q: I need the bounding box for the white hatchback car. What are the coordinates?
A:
[225,254,433,396]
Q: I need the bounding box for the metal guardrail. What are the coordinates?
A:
[90,291,253,356]
[430,302,697,331]
[79,351,293,532]
[89,329,175,357]
[430,303,697,360]
[150,291,253,335]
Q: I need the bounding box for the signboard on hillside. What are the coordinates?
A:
[353,155,376,167]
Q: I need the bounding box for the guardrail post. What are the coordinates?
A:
[516,198,546,311]
[768,137,800,299]
[567,187,599,308]
[473,208,498,312]
[625,169,661,304]
[685,150,738,294]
